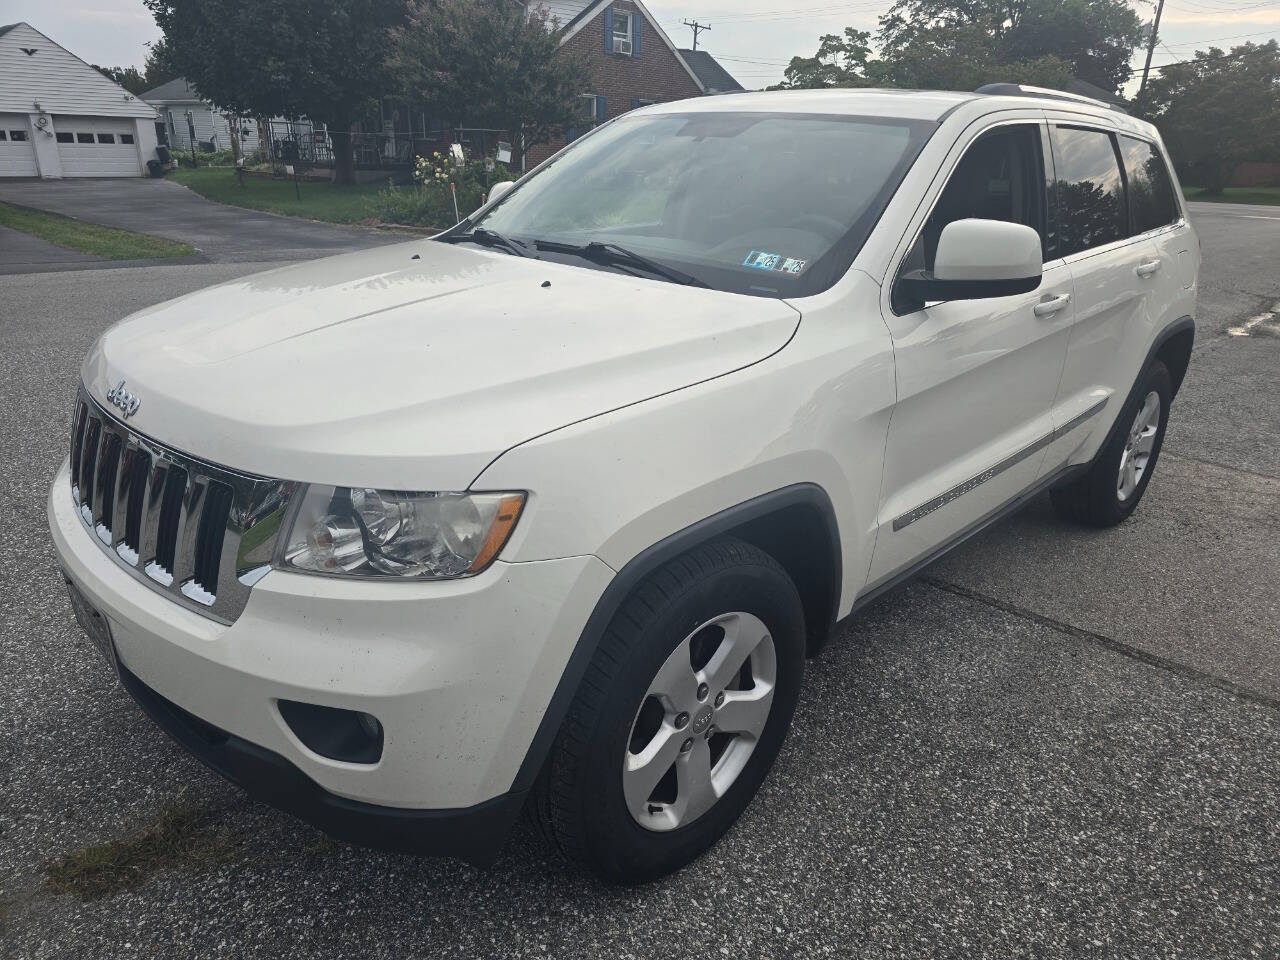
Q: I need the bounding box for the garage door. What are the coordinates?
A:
[0,114,38,177]
[55,116,142,177]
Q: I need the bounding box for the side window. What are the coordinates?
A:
[1051,127,1126,256]
[1117,135,1178,234]
[895,124,1046,308]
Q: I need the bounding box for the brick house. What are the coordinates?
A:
[523,0,707,167]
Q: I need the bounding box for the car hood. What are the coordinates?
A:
[83,240,801,490]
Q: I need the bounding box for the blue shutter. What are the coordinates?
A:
[603,8,614,54]
[567,126,578,143]
[596,96,607,124]
[633,14,643,56]
[630,98,640,110]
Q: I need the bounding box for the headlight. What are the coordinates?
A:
[275,485,525,579]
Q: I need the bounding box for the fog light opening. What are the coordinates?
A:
[277,699,385,765]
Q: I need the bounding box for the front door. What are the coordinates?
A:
[868,120,1073,586]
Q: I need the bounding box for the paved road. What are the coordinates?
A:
[0,177,395,267]
[1,203,1277,959]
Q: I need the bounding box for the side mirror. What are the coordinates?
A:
[899,219,1042,304]
[487,180,516,204]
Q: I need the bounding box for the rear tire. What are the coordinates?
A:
[533,537,805,884]
[1051,360,1172,527]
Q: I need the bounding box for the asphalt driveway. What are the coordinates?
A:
[0,177,395,266]
[0,202,1277,959]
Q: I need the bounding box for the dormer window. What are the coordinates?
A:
[612,9,633,55]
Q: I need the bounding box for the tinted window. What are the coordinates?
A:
[96,133,116,144]
[77,132,94,144]
[469,112,936,298]
[120,133,135,144]
[1052,127,1126,256]
[10,130,28,142]
[56,131,74,143]
[0,131,7,141]
[1118,135,1178,233]
[911,124,1046,275]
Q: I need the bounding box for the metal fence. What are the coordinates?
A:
[264,121,511,178]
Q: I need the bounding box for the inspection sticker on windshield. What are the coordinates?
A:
[743,251,807,275]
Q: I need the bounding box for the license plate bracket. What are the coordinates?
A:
[65,578,119,679]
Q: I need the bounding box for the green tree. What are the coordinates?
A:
[1138,41,1280,195]
[391,0,589,164]
[141,38,180,90]
[92,64,148,95]
[770,28,872,90]
[877,0,1140,94]
[143,0,411,183]
[866,23,1075,90]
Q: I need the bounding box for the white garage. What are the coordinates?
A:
[0,113,37,176]
[55,116,143,177]
[0,21,158,178]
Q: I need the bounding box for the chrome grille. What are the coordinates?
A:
[69,390,295,623]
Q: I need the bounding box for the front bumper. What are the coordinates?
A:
[49,459,614,862]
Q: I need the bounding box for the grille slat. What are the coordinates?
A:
[153,466,188,578]
[67,389,291,623]
[194,483,234,596]
[79,417,102,512]
[95,433,123,537]
[170,478,206,587]
[121,448,152,562]
[69,403,88,491]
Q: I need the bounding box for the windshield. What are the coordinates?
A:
[458,111,936,298]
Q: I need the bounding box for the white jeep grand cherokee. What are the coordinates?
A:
[50,86,1198,883]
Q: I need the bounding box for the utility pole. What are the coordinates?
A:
[682,19,710,51]
[1139,0,1166,96]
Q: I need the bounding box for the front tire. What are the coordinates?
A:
[533,537,805,884]
[1051,360,1173,527]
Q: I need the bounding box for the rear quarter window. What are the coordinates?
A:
[1117,135,1179,234]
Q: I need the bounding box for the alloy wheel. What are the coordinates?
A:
[1118,390,1161,502]
[623,612,777,832]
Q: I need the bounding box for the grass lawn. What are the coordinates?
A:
[1182,185,1280,206]
[0,202,195,260]
[169,167,387,224]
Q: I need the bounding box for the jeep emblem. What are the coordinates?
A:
[105,379,140,419]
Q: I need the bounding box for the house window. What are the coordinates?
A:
[10,130,28,141]
[578,94,599,123]
[0,131,8,141]
[96,133,117,144]
[56,131,73,143]
[612,9,633,55]
[120,133,135,144]
[76,132,94,144]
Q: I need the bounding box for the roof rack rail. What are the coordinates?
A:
[975,83,1128,114]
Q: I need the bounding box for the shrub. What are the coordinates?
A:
[371,156,517,227]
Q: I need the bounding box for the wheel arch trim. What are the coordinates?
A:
[508,482,841,794]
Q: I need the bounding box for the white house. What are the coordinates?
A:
[0,22,160,178]
[140,77,263,155]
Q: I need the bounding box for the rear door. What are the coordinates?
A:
[868,118,1073,586]
[1037,121,1171,473]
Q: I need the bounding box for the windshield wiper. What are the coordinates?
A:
[438,228,531,257]
[533,240,709,288]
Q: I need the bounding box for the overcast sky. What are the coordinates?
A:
[6,0,1279,92]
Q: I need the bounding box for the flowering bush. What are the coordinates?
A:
[369,151,516,226]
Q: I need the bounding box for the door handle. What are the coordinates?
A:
[1033,293,1071,317]
[1135,259,1162,278]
